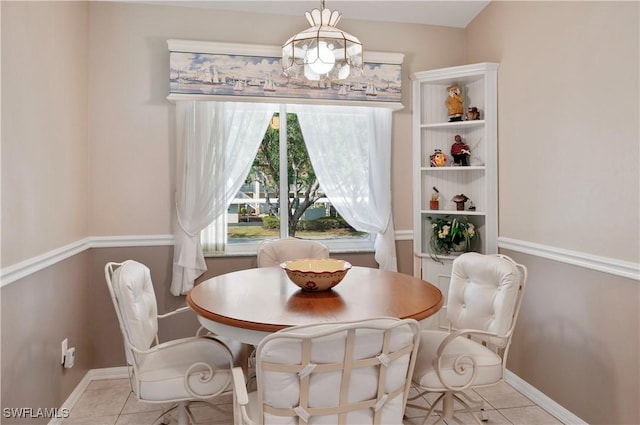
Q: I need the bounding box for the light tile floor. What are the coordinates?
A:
[63,378,564,425]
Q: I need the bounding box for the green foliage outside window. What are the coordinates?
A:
[247,113,321,236]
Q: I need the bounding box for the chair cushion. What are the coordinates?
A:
[111,261,158,351]
[413,330,503,390]
[135,337,232,401]
[447,253,520,339]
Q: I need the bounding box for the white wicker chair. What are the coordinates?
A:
[408,253,528,425]
[232,317,421,425]
[105,260,240,425]
[256,237,329,268]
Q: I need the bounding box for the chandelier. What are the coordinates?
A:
[282,1,363,81]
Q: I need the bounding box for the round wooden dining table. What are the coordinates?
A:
[187,266,443,345]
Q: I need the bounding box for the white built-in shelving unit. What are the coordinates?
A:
[411,63,499,327]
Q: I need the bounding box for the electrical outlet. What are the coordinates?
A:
[64,347,75,368]
[61,338,68,365]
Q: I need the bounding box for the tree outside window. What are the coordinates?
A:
[226,112,366,242]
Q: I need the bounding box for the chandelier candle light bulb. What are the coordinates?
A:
[282,1,363,81]
[306,41,335,75]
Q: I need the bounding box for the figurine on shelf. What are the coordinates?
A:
[451,134,470,166]
[466,106,480,120]
[446,85,464,122]
[430,187,440,210]
[452,193,469,211]
[430,149,447,167]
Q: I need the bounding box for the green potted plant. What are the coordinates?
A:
[428,215,478,263]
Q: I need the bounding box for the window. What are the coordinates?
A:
[202,105,374,255]
[172,100,396,295]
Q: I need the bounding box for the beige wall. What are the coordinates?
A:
[503,250,639,425]
[1,1,455,417]
[2,2,639,424]
[1,3,91,421]
[466,2,639,424]
[86,1,465,239]
[1,1,89,267]
[1,252,91,425]
[467,1,639,261]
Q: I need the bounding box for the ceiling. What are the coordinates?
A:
[134,1,491,28]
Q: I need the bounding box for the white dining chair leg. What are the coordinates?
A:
[177,401,188,425]
[153,404,177,425]
[406,391,445,425]
[456,391,488,422]
[441,392,454,420]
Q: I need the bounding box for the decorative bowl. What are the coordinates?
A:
[280,258,352,292]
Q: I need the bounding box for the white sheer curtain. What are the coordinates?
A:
[292,104,398,271]
[171,100,277,295]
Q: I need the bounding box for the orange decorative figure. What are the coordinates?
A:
[446,85,464,122]
[430,149,447,167]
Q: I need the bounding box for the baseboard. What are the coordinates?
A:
[48,367,129,425]
[47,372,91,425]
[504,370,587,425]
[85,366,130,380]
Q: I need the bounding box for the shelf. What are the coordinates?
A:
[412,62,498,284]
[421,165,486,172]
[415,251,473,260]
[420,210,485,216]
[420,120,485,129]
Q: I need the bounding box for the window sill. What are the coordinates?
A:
[204,238,375,258]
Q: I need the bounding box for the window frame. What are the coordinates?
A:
[206,103,375,257]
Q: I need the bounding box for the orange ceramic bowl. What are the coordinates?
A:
[281,259,352,291]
